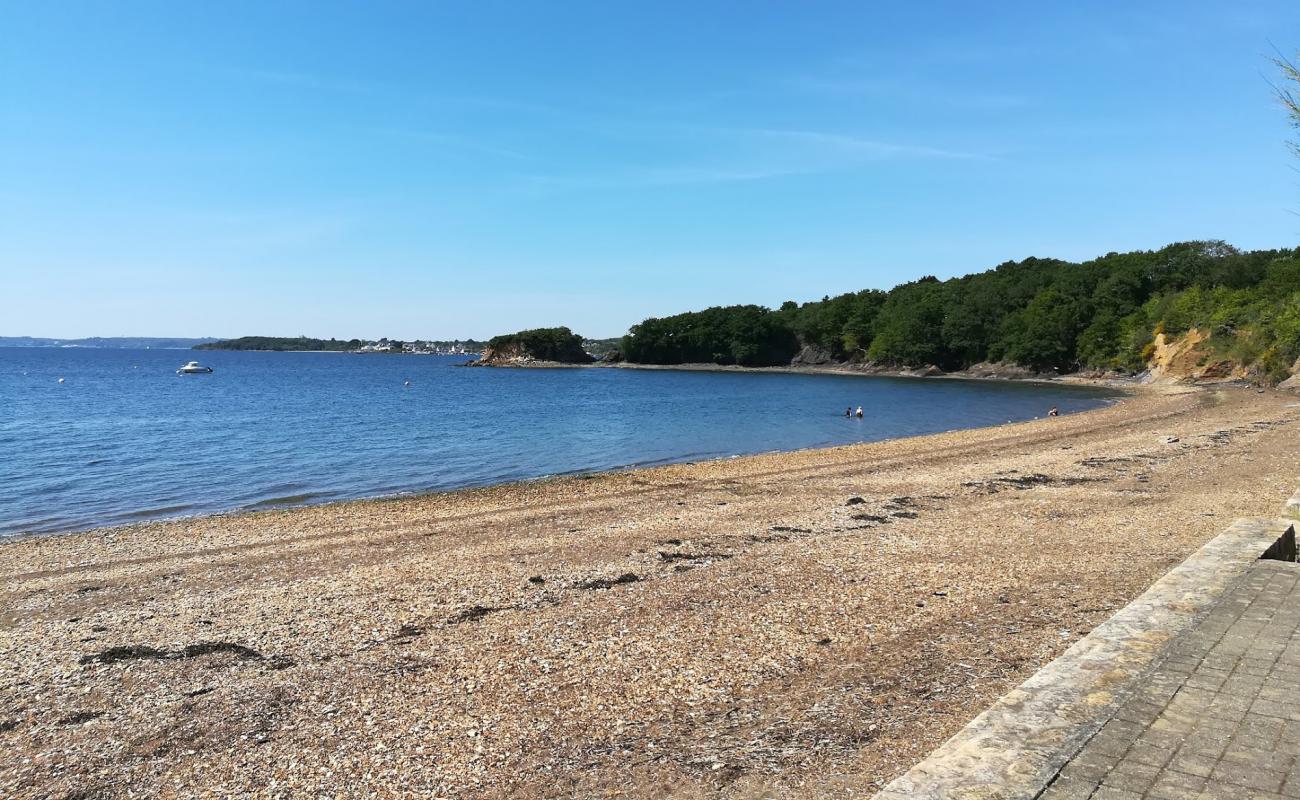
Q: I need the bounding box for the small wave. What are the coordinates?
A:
[122,503,197,520]
[241,492,329,511]
[624,451,726,469]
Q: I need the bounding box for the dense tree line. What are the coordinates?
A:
[619,242,1300,381]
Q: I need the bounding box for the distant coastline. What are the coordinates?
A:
[196,335,484,355]
[0,336,220,349]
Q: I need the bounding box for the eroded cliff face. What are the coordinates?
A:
[474,340,595,366]
[1142,328,1272,385]
[475,341,529,365]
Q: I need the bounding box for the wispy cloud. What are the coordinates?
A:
[740,128,990,161]
[787,74,1029,112]
[215,64,990,192]
[510,125,990,192]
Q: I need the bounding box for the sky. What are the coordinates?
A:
[3,1,1300,340]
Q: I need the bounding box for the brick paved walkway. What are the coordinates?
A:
[1041,559,1300,800]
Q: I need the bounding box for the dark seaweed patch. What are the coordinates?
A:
[850,514,890,523]
[80,641,266,665]
[0,719,20,733]
[393,624,425,640]
[658,551,733,562]
[59,710,104,726]
[963,473,1100,494]
[79,645,169,665]
[180,642,263,660]
[845,497,867,506]
[448,605,503,624]
[527,575,546,585]
[578,573,641,590]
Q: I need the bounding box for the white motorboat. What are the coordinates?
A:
[176,361,213,375]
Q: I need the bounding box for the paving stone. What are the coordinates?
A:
[1210,759,1285,792]
[1103,761,1162,793]
[1169,751,1217,778]
[879,542,1300,800]
[1147,772,1206,800]
[1039,776,1101,799]
[1041,560,1300,800]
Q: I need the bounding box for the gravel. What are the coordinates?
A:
[2,385,1297,799]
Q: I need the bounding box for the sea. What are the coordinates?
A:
[0,348,1121,537]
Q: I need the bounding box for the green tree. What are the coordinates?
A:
[866,278,951,366]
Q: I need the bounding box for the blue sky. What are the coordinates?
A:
[3,1,1299,339]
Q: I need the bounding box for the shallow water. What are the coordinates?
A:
[0,348,1119,536]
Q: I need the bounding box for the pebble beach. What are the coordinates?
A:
[3,384,1299,799]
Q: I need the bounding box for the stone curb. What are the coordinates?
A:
[873,516,1298,800]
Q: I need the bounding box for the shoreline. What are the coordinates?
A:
[2,380,1131,543]
[472,357,1154,390]
[5,384,1299,798]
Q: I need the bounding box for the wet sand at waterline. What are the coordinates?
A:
[3,385,1298,799]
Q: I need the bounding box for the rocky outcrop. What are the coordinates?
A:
[958,362,1048,380]
[474,327,595,366]
[790,344,834,366]
[1279,358,1300,392]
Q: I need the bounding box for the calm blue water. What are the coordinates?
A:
[0,348,1119,537]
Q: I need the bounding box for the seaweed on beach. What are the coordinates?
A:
[58,710,104,726]
[850,514,891,523]
[392,624,425,640]
[180,642,264,661]
[657,551,733,562]
[577,573,641,590]
[79,645,169,665]
[962,473,1101,494]
[448,605,503,624]
[79,641,266,665]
